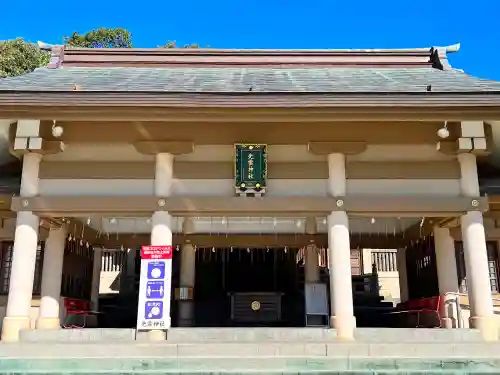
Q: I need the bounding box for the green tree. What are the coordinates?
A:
[162,41,200,48]
[0,29,204,78]
[64,27,132,48]
[0,38,50,78]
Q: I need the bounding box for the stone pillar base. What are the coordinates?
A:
[440,317,454,329]
[470,315,499,341]
[148,330,167,341]
[1,316,31,342]
[330,315,356,340]
[178,318,194,327]
[35,317,61,330]
[178,301,194,327]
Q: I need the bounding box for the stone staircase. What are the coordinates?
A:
[7,328,500,373]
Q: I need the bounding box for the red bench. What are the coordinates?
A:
[62,298,96,328]
[391,296,443,328]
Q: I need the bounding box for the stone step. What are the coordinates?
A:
[18,327,486,343]
[167,327,485,343]
[0,351,500,374]
[4,341,500,358]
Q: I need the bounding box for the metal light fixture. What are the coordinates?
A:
[437,121,450,139]
[51,120,64,138]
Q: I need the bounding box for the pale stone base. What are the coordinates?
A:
[148,330,166,341]
[178,301,194,327]
[1,316,30,342]
[36,317,61,330]
[330,315,357,340]
[470,315,500,341]
[440,317,454,329]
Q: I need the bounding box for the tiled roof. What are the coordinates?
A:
[1,67,500,93]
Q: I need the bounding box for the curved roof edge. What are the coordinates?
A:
[431,43,461,70]
[37,41,461,70]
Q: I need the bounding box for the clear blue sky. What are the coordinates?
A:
[1,0,499,79]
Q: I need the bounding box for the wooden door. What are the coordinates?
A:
[350,249,361,276]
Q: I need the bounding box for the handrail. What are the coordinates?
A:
[444,292,500,328]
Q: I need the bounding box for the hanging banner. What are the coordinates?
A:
[136,245,173,331]
[235,144,267,192]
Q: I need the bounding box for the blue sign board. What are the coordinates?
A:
[145,301,164,319]
[136,247,173,331]
[147,261,165,280]
[146,280,165,299]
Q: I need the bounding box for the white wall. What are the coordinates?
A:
[42,144,456,163]
[39,178,460,197]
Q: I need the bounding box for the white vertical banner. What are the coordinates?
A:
[136,245,173,331]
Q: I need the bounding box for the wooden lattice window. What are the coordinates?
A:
[0,242,13,295]
[455,241,499,294]
[0,241,44,295]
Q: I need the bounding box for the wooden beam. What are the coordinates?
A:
[133,141,194,155]
[308,141,367,155]
[402,217,451,241]
[10,195,489,216]
[51,217,107,247]
[487,195,500,205]
[485,211,500,220]
[0,210,15,219]
[0,195,14,217]
[79,233,404,250]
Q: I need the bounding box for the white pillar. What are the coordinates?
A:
[147,211,172,340]
[396,248,409,303]
[180,244,195,290]
[304,217,320,283]
[90,247,102,311]
[36,226,67,329]
[178,218,196,327]
[305,245,320,283]
[458,152,497,340]
[433,226,459,328]
[327,153,346,196]
[151,211,173,246]
[144,152,174,341]
[1,153,42,342]
[328,211,355,339]
[327,152,355,339]
[458,153,480,197]
[155,153,174,196]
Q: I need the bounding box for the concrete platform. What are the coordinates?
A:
[0,355,499,374]
[167,327,485,343]
[18,327,485,343]
[8,328,500,373]
[4,341,500,358]
[1,342,500,373]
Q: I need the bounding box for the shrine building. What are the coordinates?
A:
[0,43,499,342]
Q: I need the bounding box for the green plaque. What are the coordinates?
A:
[235,144,267,192]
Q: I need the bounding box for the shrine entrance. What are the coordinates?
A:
[194,247,305,327]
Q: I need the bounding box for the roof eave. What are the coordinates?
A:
[3,93,500,121]
[1,92,500,107]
